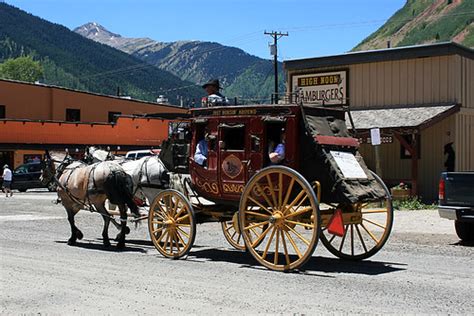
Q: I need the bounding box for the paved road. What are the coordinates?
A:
[1,191,473,314]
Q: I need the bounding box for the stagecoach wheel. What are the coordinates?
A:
[221,213,245,250]
[239,166,320,272]
[148,189,196,259]
[320,171,393,260]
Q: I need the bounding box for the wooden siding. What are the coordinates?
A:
[287,55,465,108]
[456,112,474,171]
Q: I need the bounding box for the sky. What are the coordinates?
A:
[5,0,406,61]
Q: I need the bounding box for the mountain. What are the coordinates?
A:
[0,3,202,104]
[75,22,284,103]
[353,0,474,51]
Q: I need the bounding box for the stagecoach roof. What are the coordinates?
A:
[346,104,460,131]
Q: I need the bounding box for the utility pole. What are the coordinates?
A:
[264,31,288,104]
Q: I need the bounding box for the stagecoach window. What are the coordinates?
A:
[0,105,5,119]
[221,127,245,150]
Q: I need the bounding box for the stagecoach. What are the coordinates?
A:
[150,103,393,271]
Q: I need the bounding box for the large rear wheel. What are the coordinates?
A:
[239,166,320,271]
[320,171,393,260]
[148,189,196,259]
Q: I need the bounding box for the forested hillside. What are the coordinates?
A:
[353,0,474,51]
[0,3,202,104]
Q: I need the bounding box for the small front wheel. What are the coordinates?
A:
[148,189,196,259]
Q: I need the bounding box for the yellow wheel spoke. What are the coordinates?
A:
[255,182,275,209]
[361,209,388,214]
[225,223,234,232]
[176,213,190,223]
[339,225,349,252]
[248,196,273,215]
[175,207,187,218]
[282,178,295,209]
[285,224,310,246]
[351,224,354,256]
[244,211,271,219]
[262,226,277,260]
[243,220,269,231]
[355,224,368,252]
[278,173,283,208]
[266,174,278,209]
[280,230,291,266]
[156,229,168,244]
[360,223,380,244]
[176,223,191,227]
[284,206,313,219]
[177,226,190,239]
[285,219,314,229]
[152,227,164,235]
[250,223,272,248]
[284,230,302,259]
[274,228,280,265]
[236,232,242,244]
[174,231,181,253]
[362,218,386,230]
[176,230,187,247]
[164,231,171,252]
[151,220,164,224]
[284,190,308,214]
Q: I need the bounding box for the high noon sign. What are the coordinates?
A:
[292,70,347,106]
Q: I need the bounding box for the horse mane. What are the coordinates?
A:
[49,151,69,162]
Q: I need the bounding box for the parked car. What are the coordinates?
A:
[7,162,56,192]
[125,149,160,160]
[438,171,474,242]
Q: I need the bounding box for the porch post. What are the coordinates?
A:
[394,133,418,196]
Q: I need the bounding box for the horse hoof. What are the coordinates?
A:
[103,240,111,247]
[117,242,125,249]
[67,239,76,246]
[76,231,84,240]
[124,227,131,235]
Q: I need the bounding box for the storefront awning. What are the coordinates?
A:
[346,104,460,131]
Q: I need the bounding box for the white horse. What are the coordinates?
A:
[85,147,169,204]
[41,151,140,248]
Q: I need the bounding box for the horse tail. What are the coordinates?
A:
[103,169,140,217]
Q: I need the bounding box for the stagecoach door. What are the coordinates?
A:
[218,123,247,198]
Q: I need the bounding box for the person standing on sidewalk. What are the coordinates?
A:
[2,164,13,197]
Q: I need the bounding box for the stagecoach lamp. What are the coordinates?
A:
[117,146,121,151]
[75,148,79,153]
[107,146,111,151]
[65,148,69,153]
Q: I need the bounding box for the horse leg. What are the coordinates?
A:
[116,204,129,249]
[95,203,112,247]
[66,207,83,245]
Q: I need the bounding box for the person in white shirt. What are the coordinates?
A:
[2,164,13,197]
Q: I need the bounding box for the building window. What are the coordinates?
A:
[66,108,81,122]
[108,111,121,123]
[0,105,5,119]
[400,134,421,159]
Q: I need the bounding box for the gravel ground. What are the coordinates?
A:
[0,191,473,315]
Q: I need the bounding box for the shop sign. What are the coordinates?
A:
[292,71,347,106]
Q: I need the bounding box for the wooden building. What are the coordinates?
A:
[284,42,473,202]
[0,79,187,168]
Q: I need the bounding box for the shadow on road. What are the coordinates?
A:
[55,240,147,253]
[189,247,406,276]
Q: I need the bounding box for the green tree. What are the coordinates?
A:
[0,56,43,82]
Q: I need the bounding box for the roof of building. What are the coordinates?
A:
[0,78,185,110]
[346,104,460,131]
[284,42,474,71]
